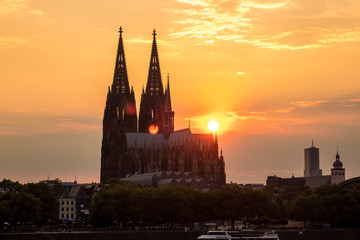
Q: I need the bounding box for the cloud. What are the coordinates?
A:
[0,36,26,48]
[275,99,360,113]
[250,28,360,50]
[183,97,360,135]
[170,0,360,50]
[126,38,175,47]
[0,0,44,15]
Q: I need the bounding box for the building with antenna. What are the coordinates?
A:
[304,140,322,177]
[100,28,225,187]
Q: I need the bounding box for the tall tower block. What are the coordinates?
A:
[304,141,322,177]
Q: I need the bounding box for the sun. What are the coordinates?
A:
[207,120,219,133]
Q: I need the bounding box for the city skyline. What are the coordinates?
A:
[1,0,360,184]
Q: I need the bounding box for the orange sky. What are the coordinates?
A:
[1,0,360,184]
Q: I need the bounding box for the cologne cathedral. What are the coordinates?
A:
[100,27,226,187]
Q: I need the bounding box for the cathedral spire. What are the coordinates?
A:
[112,26,130,95]
[145,29,163,96]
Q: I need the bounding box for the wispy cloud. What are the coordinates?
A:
[0,36,26,49]
[0,36,26,48]
[275,100,330,113]
[126,38,175,47]
[182,97,360,135]
[170,0,360,50]
[0,0,44,15]
[251,28,360,50]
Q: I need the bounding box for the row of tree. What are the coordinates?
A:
[289,184,360,228]
[1,178,360,228]
[90,180,360,229]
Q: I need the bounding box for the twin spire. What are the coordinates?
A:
[107,27,174,135]
[111,27,168,98]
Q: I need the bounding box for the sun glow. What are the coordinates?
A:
[148,124,159,135]
[207,120,219,132]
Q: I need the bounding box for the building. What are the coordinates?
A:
[100,28,226,187]
[331,150,345,184]
[58,183,99,222]
[304,141,322,177]
[267,144,347,191]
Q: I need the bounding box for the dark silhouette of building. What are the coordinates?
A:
[304,140,322,177]
[100,28,225,186]
[267,143,347,192]
[138,30,174,136]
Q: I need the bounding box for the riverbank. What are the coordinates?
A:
[1,229,359,240]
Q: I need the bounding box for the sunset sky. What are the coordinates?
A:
[1,0,360,184]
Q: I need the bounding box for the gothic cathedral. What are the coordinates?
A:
[100,27,226,186]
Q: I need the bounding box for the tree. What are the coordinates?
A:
[11,192,42,224]
[288,190,324,228]
[23,183,57,223]
[212,184,244,229]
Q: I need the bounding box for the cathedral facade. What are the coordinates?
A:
[100,27,226,186]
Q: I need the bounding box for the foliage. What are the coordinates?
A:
[0,179,60,225]
[89,183,276,228]
[23,183,58,224]
[288,184,360,228]
[2,178,360,229]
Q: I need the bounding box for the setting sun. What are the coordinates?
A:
[207,120,219,133]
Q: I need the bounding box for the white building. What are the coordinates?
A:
[59,185,81,221]
[331,150,345,184]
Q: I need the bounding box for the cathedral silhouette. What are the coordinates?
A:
[100,27,226,187]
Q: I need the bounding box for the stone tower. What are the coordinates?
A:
[331,150,345,184]
[100,27,137,183]
[138,30,174,136]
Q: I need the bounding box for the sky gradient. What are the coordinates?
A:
[1,0,360,184]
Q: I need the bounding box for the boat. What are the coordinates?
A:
[197,230,240,239]
[197,230,279,240]
[236,231,279,240]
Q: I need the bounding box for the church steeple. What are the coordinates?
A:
[112,26,130,95]
[139,29,167,133]
[145,29,164,97]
